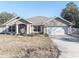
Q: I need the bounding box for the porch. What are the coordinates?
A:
[6,23,31,35]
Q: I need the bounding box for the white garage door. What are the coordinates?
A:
[47,26,68,35]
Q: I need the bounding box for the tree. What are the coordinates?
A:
[61,2,79,27]
[0,12,16,24]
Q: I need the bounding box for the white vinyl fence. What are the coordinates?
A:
[71,28,79,34]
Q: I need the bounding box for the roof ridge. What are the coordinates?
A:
[44,17,55,24]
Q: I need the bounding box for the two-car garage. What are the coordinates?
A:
[47,26,68,35]
[45,17,73,36]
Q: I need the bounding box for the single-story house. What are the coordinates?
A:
[0,16,73,35]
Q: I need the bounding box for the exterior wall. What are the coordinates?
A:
[0,25,9,34]
[5,25,9,34]
[27,24,32,34]
[0,26,6,33]
[29,24,32,34]
[44,27,48,34]
[31,25,34,33]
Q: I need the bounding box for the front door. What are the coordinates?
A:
[18,24,26,35]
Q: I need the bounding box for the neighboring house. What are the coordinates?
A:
[0,16,73,35]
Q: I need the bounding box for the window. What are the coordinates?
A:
[9,26,11,32]
[34,26,41,32]
[34,26,37,31]
[12,26,16,32]
[9,25,16,32]
[38,26,41,31]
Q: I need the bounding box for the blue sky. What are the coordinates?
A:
[0,1,79,18]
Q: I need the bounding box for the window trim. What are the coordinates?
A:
[33,26,42,32]
[9,25,16,32]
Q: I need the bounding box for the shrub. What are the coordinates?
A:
[27,34,34,37]
[44,33,49,37]
[39,32,43,34]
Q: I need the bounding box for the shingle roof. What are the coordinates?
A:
[27,16,49,25]
[2,16,73,26]
[27,16,73,26]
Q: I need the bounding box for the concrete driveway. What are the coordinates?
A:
[50,35,79,58]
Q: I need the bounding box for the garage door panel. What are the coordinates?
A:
[47,26,68,35]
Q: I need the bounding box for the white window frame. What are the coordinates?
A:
[34,26,42,32]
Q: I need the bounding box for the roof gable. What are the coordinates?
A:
[3,16,31,25]
[16,19,31,24]
[55,17,73,25]
[45,17,73,26]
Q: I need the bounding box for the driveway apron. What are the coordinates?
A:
[50,35,79,58]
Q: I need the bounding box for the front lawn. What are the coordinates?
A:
[0,35,60,58]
